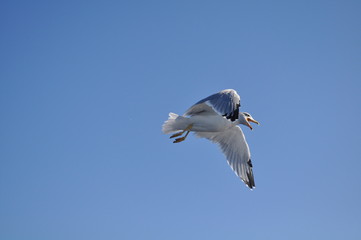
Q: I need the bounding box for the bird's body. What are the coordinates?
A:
[162,89,259,189]
[190,114,237,132]
[166,114,236,132]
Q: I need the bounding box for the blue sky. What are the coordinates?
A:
[1,0,361,239]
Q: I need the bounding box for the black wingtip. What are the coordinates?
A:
[246,159,256,189]
[247,159,253,168]
[246,171,256,189]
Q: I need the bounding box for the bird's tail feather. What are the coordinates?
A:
[162,112,190,134]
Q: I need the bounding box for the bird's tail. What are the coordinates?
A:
[162,112,190,134]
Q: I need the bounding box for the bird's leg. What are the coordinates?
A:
[169,130,185,139]
[173,124,193,143]
[169,124,193,139]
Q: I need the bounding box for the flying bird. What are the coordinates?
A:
[162,89,259,189]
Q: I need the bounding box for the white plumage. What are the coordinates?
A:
[162,89,259,189]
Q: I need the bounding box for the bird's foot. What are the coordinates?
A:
[173,136,186,143]
[170,131,184,138]
[169,124,193,139]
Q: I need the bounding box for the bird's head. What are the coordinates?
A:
[239,112,259,130]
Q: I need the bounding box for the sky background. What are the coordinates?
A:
[1,0,361,239]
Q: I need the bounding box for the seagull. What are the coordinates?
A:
[162,89,259,189]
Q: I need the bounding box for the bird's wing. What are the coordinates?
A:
[184,89,241,121]
[195,126,255,189]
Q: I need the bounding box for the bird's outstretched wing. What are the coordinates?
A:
[196,126,255,189]
[184,89,241,121]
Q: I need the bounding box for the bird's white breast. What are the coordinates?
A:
[188,115,235,132]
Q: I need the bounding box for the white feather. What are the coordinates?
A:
[162,113,191,134]
[195,126,255,188]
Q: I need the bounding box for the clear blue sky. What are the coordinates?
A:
[1,1,361,239]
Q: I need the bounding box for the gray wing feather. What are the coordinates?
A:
[195,126,255,189]
[184,89,241,121]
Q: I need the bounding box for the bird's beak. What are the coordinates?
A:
[248,118,260,125]
[247,118,259,130]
